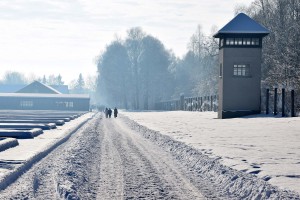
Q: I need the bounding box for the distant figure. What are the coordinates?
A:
[104,108,108,118]
[114,107,118,118]
[108,108,112,118]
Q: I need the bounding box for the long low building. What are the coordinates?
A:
[0,93,90,111]
[0,81,90,111]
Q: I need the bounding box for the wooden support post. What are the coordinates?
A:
[291,90,295,117]
[266,89,269,114]
[274,88,277,115]
[282,88,285,117]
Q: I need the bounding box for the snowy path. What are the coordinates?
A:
[0,113,231,199]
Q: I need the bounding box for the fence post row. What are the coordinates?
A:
[265,88,295,117]
[282,88,285,117]
[291,90,295,117]
[266,89,269,115]
[156,88,295,117]
[274,88,277,115]
[210,96,213,111]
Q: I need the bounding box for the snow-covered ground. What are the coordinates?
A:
[122,111,300,194]
[1,111,299,199]
[0,112,94,190]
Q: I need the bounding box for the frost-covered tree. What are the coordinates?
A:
[1,71,27,85]
[125,27,145,109]
[70,73,85,94]
[97,40,131,108]
[173,25,218,98]
[47,74,64,85]
[139,35,174,109]
[96,28,175,109]
[42,75,47,84]
[236,0,300,90]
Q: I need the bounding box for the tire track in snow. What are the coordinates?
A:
[1,113,220,199]
[105,117,205,200]
[96,120,124,199]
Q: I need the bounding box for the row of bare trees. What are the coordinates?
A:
[97,1,300,110]
[237,0,300,91]
[0,71,64,85]
[96,26,219,109]
[96,28,174,110]
[0,71,96,95]
[171,25,218,99]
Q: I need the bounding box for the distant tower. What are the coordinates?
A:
[214,13,269,119]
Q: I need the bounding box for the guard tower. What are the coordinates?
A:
[214,13,269,119]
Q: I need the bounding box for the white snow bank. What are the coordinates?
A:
[121,111,300,195]
[0,138,18,152]
[0,112,94,190]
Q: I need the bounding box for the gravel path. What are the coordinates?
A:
[0,113,230,199]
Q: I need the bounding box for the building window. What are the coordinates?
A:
[56,101,74,108]
[243,38,251,45]
[233,64,250,76]
[226,38,234,45]
[252,38,259,45]
[235,38,243,45]
[223,37,260,47]
[219,63,223,77]
[67,102,74,108]
[20,100,33,107]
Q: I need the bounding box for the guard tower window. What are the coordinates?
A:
[226,38,234,45]
[243,38,251,45]
[235,38,243,45]
[233,64,250,76]
[219,63,223,77]
[252,38,259,45]
[223,38,260,47]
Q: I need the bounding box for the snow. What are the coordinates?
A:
[0,111,298,199]
[0,138,18,152]
[121,111,300,194]
[0,112,94,190]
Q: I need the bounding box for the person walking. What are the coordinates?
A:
[114,107,118,118]
[104,108,108,118]
[108,108,112,118]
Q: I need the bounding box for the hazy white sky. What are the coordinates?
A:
[0,0,254,83]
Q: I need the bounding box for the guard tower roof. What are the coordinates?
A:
[214,13,270,38]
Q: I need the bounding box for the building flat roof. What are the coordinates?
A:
[214,13,270,38]
[0,93,90,99]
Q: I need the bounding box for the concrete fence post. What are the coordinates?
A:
[210,95,213,111]
[266,89,269,114]
[274,88,277,115]
[200,97,203,111]
[291,90,295,117]
[282,88,285,117]
[180,94,184,110]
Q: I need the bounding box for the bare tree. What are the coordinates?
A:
[1,71,27,85]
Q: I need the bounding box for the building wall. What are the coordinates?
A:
[0,97,90,111]
[218,47,262,118]
[218,49,224,119]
